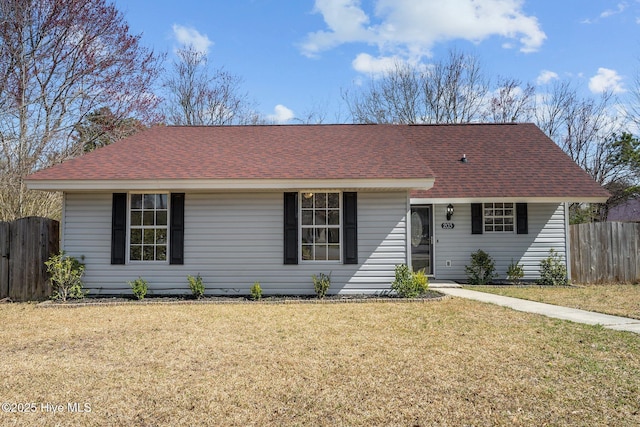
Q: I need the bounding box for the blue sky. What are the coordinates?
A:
[113,0,640,124]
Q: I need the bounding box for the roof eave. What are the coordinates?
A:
[26,177,435,192]
[411,196,610,204]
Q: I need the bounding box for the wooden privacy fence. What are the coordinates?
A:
[0,217,59,301]
[570,222,640,284]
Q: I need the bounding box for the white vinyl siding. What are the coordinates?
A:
[62,191,408,295]
[429,202,567,281]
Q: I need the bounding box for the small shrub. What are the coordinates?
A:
[391,264,429,298]
[413,269,429,293]
[44,251,87,301]
[250,282,262,300]
[539,249,568,286]
[312,272,331,298]
[187,274,205,299]
[129,277,148,300]
[507,259,525,285]
[465,250,497,285]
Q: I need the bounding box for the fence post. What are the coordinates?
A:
[0,222,9,298]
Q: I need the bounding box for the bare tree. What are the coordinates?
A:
[342,49,489,124]
[163,47,256,126]
[342,61,421,124]
[486,77,535,123]
[0,0,163,221]
[423,49,489,123]
[534,81,629,220]
[534,80,576,142]
[535,82,620,185]
[627,61,640,130]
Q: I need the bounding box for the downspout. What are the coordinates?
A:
[406,191,412,269]
[564,202,572,283]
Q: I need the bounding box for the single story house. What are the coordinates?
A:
[26,123,609,295]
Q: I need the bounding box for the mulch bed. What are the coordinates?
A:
[35,290,448,307]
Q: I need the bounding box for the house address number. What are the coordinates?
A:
[441,222,454,229]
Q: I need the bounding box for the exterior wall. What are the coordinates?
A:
[62,191,408,296]
[429,202,567,281]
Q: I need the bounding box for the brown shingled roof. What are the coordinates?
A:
[27,124,431,182]
[405,123,610,201]
[26,123,609,201]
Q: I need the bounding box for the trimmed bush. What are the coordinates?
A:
[465,250,497,285]
[539,249,569,286]
[187,274,205,299]
[391,264,429,298]
[44,251,87,301]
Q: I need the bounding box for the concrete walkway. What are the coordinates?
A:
[430,282,640,334]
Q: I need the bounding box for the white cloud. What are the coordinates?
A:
[268,104,295,123]
[352,53,401,75]
[600,2,627,18]
[172,24,213,54]
[588,68,626,94]
[536,70,559,85]
[301,0,546,59]
[301,0,373,58]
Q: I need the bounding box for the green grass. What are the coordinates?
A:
[0,299,639,426]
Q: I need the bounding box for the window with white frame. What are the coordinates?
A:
[484,202,515,232]
[129,193,168,261]
[301,192,341,261]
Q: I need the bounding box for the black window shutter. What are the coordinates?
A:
[343,192,358,264]
[516,203,528,234]
[170,193,185,264]
[283,192,298,264]
[111,193,127,264]
[471,203,483,235]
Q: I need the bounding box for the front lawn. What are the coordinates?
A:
[0,299,639,426]
[467,284,640,320]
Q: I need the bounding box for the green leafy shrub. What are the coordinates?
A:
[465,250,497,285]
[312,272,331,298]
[507,259,525,285]
[129,277,148,300]
[250,282,262,300]
[187,274,205,299]
[391,264,429,298]
[539,249,568,286]
[44,251,87,301]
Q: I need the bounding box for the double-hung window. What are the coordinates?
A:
[300,192,341,261]
[129,193,168,261]
[484,202,514,233]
